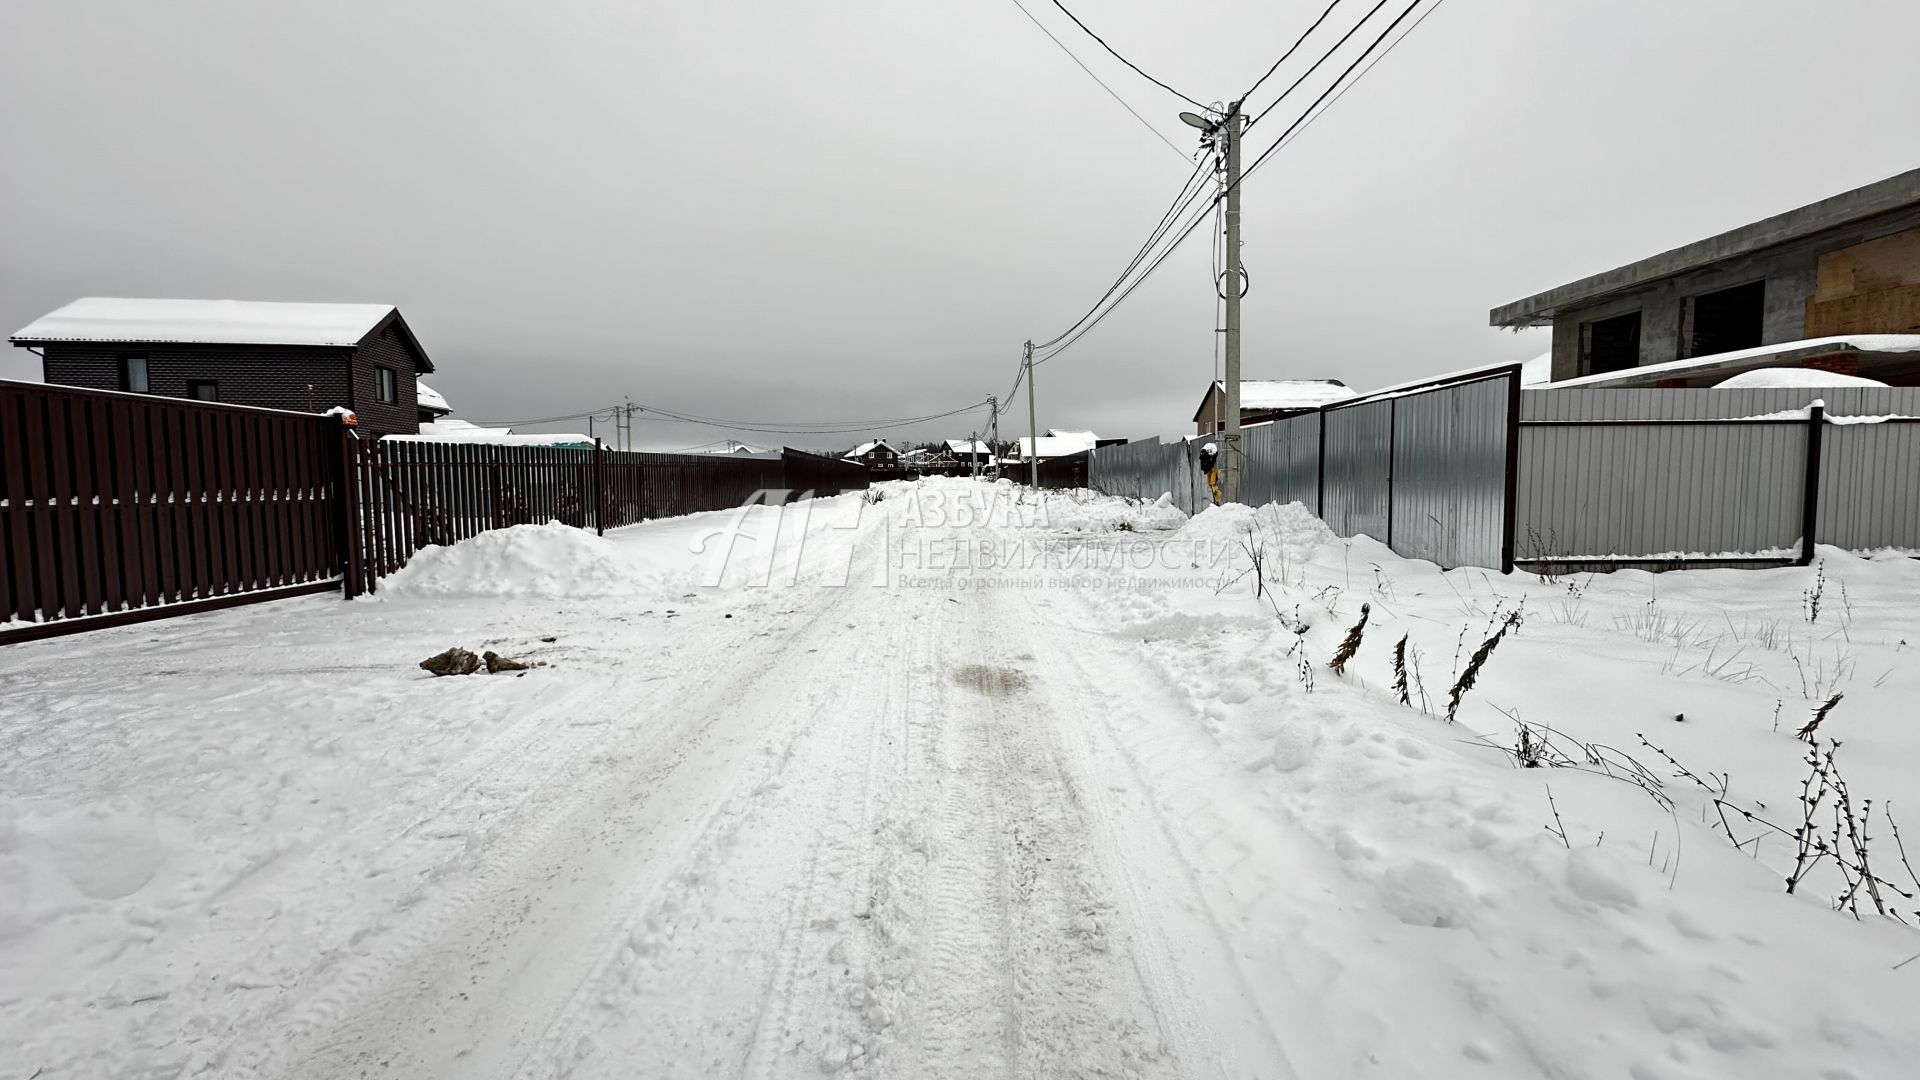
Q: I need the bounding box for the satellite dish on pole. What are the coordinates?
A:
[1178,111,1213,130]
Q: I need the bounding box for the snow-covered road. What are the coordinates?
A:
[6,479,1919,1079]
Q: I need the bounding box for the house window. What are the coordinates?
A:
[376,366,397,404]
[120,355,149,393]
[186,380,218,402]
[1685,280,1765,358]
[1581,311,1642,375]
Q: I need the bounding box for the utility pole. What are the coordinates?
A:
[969,428,979,479]
[1221,102,1246,505]
[1023,340,1038,489]
[987,395,1000,480]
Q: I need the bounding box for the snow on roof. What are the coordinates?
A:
[706,441,766,454]
[1521,352,1553,386]
[1013,433,1097,459]
[843,439,896,459]
[945,438,996,456]
[10,297,399,348]
[1714,367,1891,389]
[1235,380,1358,411]
[1551,335,1920,389]
[415,379,451,414]
[387,418,597,447]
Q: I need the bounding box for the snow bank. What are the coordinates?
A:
[1041,489,1187,532]
[380,521,651,598]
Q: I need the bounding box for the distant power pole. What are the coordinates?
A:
[1023,340,1038,489]
[987,394,1001,480]
[1220,102,1246,505]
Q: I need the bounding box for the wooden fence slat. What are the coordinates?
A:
[216,409,244,594]
[2,389,35,620]
[112,397,152,608]
[152,403,181,604]
[45,394,90,617]
[86,395,125,612]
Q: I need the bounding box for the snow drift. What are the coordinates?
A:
[379,521,651,599]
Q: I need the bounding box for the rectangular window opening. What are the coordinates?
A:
[186,380,218,402]
[376,366,397,404]
[121,355,149,393]
[1687,280,1766,358]
[1582,311,1641,375]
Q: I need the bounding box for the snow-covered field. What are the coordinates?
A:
[3,477,1917,1079]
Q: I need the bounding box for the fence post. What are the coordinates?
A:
[337,422,364,598]
[489,450,503,529]
[1800,400,1826,567]
[594,440,607,536]
[1385,399,1397,550]
[1315,411,1327,519]
[1500,364,1522,574]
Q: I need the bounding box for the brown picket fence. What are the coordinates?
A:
[3,378,873,642]
[1,380,343,642]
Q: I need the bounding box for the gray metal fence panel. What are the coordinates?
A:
[1089,438,1207,514]
[1818,421,1920,553]
[1321,401,1393,541]
[1239,412,1322,512]
[1522,387,1920,421]
[1516,422,1808,560]
[1390,376,1510,569]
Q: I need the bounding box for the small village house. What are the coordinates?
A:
[843,438,908,477]
[1192,379,1357,435]
[8,297,438,437]
[1491,167,1920,386]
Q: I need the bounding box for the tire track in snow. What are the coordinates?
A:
[219,542,871,1079]
[1006,574,1311,1078]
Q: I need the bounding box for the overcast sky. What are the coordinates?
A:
[4,0,1917,450]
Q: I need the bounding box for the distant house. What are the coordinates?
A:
[944,438,998,470]
[1192,379,1357,435]
[1006,429,1118,461]
[843,439,908,476]
[416,379,452,425]
[1491,167,1920,386]
[8,297,437,437]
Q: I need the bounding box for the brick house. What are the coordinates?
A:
[9,297,437,437]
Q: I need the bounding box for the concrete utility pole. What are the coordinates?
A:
[1220,102,1246,504]
[987,394,1001,480]
[1023,341,1038,489]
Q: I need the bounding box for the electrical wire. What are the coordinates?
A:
[1032,0,1430,365]
[1046,0,1206,109]
[1233,0,1350,109]
[1007,0,1191,161]
[1242,0,1394,136]
[1030,154,1217,352]
[633,399,992,436]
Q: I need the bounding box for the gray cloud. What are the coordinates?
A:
[4,0,1916,450]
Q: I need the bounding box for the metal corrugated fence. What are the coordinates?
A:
[1092,370,1520,570]
[1239,413,1321,512]
[1390,375,1511,570]
[1516,388,1920,566]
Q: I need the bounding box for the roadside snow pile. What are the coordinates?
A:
[1067,504,1920,1077]
[1038,488,1187,532]
[380,521,649,599]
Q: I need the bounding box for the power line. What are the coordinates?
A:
[1234,0,1350,108]
[1007,0,1190,161]
[1031,154,1217,351]
[1046,0,1206,109]
[1033,0,1431,365]
[1243,0,1394,135]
